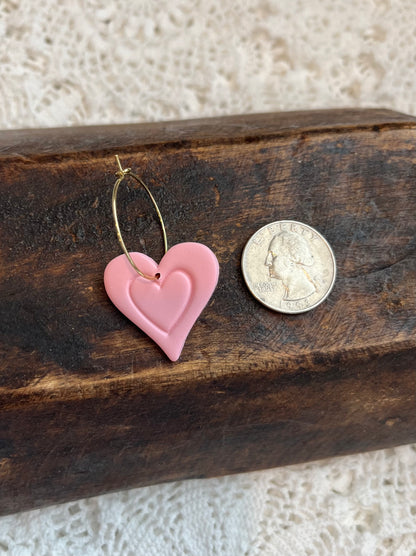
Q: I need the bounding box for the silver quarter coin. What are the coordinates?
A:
[242,220,336,314]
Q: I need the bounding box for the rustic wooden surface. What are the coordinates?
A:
[0,109,415,516]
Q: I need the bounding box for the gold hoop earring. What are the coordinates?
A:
[112,155,167,281]
[104,155,219,361]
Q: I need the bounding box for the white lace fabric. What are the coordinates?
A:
[1,0,416,554]
[1,0,416,128]
[1,448,416,555]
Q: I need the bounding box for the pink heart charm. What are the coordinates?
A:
[104,242,219,361]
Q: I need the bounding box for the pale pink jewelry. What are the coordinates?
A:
[104,156,219,361]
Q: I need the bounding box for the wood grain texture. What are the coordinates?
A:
[0,109,415,515]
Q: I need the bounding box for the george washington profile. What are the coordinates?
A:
[265,230,317,301]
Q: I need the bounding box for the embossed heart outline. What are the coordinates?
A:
[104,242,219,361]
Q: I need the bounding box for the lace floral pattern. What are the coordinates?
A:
[1,0,416,129]
[1,448,416,555]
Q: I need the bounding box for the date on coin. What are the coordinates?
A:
[241,221,336,314]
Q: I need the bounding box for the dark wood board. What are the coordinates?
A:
[0,109,415,515]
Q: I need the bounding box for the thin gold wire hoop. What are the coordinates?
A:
[112,155,168,281]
